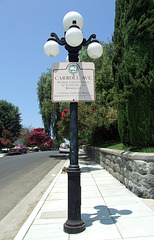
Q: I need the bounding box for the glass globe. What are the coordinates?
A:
[63,11,84,30]
[44,40,60,57]
[87,42,103,59]
[65,27,83,47]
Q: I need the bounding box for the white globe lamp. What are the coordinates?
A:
[63,11,84,30]
[65,27,83,47]
[87,42,103,59]
[44,40,60,57]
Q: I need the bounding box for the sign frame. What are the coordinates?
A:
[52,62,95,102]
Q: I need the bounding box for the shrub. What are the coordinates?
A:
[27,128,54,150]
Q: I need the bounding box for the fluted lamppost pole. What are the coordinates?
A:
[44,11,103,234]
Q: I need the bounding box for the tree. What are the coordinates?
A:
[112,0,154,147]
[79,42,118,143]
[16,127,30,146]
[0,100,22,144]
[27,128,54,150]
[37,69,61,138]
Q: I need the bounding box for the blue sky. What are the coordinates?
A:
[0,0,116,129]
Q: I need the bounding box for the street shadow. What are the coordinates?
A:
[82,205,132,227]
[49,154,68,160]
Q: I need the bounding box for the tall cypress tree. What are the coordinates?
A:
[113,0,154,147]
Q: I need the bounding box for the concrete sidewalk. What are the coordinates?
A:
[0,153,6,157]
[14,150,154,240]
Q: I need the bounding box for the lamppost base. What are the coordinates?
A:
[64,219,85,234]
[63,165,85,234]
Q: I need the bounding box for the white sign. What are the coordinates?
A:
[52,62,95,102]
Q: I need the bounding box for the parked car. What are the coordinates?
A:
[1,147,10,153]
[59,143,70,153]
[9,144,28,154]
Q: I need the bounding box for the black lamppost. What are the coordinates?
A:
[44,11,103,234]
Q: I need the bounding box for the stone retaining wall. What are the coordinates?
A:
[83,146,154,199]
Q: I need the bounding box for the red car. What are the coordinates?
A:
[9,144,28,154]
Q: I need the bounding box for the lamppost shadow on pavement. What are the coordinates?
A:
[81,166,103,172]
[82,205,132,227]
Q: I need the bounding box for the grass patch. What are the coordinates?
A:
[91,141,154,153]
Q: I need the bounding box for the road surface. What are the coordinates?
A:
[0,151,67,239]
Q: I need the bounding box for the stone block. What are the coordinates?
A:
[108,167,114,176]
[127,180,133,191]
[106,154,112,160]
[125,170,132,181]
[116,156,123,166]
[133,185,148,198]
[132,172,142,187]
[143,174,154,188]
[134,160,149,175]
[111,155,116,162]
[113,163,120,173]
[149,188,154,199]
[126,160,133,171]
[121,167,127,177]
[124,178,128,187]
[105,158,110,166]
[149,162,154,174]
[115,172,121,181]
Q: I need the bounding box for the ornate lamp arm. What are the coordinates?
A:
[47,32,65,46]
[82,34,99,46]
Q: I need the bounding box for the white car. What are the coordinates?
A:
[59,143,70,153]
[1,147,10,153]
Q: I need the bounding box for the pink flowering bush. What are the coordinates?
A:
[61,109,68,117]
[1,139,12,147]
[61,112,65,117]
[27,128,53,150]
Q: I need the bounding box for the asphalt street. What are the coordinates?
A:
[0,151,67,239]
[0,151,67,220]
